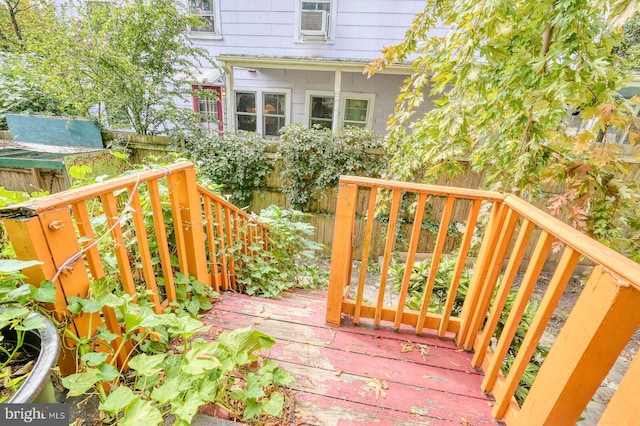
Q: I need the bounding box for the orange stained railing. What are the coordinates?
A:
[0,162,268,375]
[326,175,640,425]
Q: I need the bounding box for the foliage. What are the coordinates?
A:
[234,206,326,298]
[17,0,211,135]
[368,0,640,261]
[61,283,293,424]
[278,123,387,209]
[181,131,273,207]
[615,12,640,71]
[0,53,70,129]
[389,256,545,405]
[0,259,56,402]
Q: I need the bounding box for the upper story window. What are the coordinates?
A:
[235,89,291,137]
[296,0,336,42]
[306,91,375,130]
[188,0,221,38]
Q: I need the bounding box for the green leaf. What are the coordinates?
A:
[242,398,263,421]
[99,386,137,412]
[0,259,42,274]
[167,316,207,336]
[150,377,184,404]
[62,369,103,396]
[172,390,207,424]
[182,341,221,375]
[80,352,108,367]
[121,398,163,425]
[97,363,120,382]
[128,353,166,377]
[217,327,275,365]
[262,391,284,416]
[30,281,57,303]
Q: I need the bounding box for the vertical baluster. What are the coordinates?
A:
[147,179,176,305]
[166,174,188,276]
[393,192,427,330]
[438,198,482,337]
[203,195,221,291]
[354,187,378,324]
[416,196,455,334]
[374,189,402,327]
[481,230,553,392]
[71,201,105,281]
[600,350,640,423]
[100,192,137,298]
[224,206,237,290]
[472,218,535,367]
[214,201,229,291]
[491,247,580,419]
[127,185,161,313]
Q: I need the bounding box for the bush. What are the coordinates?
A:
[181,131,273,207]
[278,124,387,209]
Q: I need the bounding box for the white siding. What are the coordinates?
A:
[189,0,444,61]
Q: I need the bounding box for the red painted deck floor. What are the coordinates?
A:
[202,289,499,426]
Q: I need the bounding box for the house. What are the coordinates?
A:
[183,0,446,136]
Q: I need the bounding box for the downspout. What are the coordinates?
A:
[332,69,342,132]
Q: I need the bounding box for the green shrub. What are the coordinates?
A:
[278,124,387,209]
[181,132,273,207]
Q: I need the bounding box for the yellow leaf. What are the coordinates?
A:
[629,132,640,146]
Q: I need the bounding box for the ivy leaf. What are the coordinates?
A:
[128,353,166,377]
[122,398,163,425]
[242,398,263,421]
[99,386,137,412]
[62,368,103,396]
[0,259,42,273]
[80,352,109,367]
[182,342,221,375]
[217,326,275,365]
[262,392,284,416]
[30,280,57,303]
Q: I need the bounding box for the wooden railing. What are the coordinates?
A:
[326,175,640,425]
[0,162,268,375]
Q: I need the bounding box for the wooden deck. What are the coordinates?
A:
[202,289,499,426]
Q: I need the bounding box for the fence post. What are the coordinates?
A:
[599,351,640,423]
[167,166,209,285]
[516,266,640,424]
[326,181,358,325]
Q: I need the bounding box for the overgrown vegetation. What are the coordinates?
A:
[389,257,546,405]
[615,12,640,71]
[368,0,640,261]
[278,124,387,209]
[181,131,273,207]
[234,206,327,298]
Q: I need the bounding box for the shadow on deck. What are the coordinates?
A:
[202,289,498,426]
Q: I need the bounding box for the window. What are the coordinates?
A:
[236,92,257,132]
[188,0,221,37]
[309,95,334,129]
[235,89,290,137]
[305,91,375,129]
[192,85,223,131]
[296,0,336,42]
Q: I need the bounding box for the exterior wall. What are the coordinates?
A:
[188,0,443,60]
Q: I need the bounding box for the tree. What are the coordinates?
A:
[368,0,640,260]
[23,0,212,134]
[616,12,640,70]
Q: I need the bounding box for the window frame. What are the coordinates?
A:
[294,0,338,43]
[187,0,222,39]
[304,90,375,130]
[192,85,223,132]
[234,88,291,137]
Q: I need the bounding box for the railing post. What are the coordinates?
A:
[167,166,209,285]
[326,181,358,325]
[517,266,640,424]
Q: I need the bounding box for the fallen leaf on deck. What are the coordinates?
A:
[417,344,431,360]
[335,370,343,377]
[449,361,461,367]
[366,378,388,400]
[455,348,465,353]
[253,321,261,325]
[385,373,391,378]
[421,375,432,380]
[460,418,470,426]
[487,401,494,407]
[260,307,265,314]
[375,335,382,339]
[401,341,415,353]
